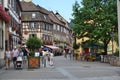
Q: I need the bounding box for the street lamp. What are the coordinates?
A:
[117,0,120,61]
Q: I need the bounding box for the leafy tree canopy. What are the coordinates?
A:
[71,0,117,54]
[26,37,42,50]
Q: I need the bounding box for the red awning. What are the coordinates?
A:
[0,4,10,23]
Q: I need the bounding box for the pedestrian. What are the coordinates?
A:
[46,50,50,67]
[68,49,72,60]
[4,48,12,70]
[63,50,66,58]
[22,45,29,65]
[42,50,47,67]
[39,48,43,66]
[11,46,19,69]
[100,54,104,62]
[49,50,54,67]
[16,48,24,69]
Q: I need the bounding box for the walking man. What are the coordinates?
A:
[11,46,19,69]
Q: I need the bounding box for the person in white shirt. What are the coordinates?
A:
[49,50,54,67]
[12,46,19,69]
[4,48,12,70]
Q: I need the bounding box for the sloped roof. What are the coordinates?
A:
[20,1,39,11]
[20,1,52,24]
[49,11,65,26]
[55,12,71,29]
[36,5,49,15]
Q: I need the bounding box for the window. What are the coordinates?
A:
[31,23,35,29]
[29,34,37,38]
[11,0,15,8]
[49,25,52,31]
[42,23,45,30]
[64,28,66,33]
[46,24,48,30]
[32,13,36,18]
[22,23,29,29]
[57,25,60,31]
[43,15,47,20]
[55,24,57,30]
[53,24,56,30]
[60,26,63,32]
[42,34,45,40]
[29,22,38,29]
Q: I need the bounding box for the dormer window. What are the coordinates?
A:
[43,15,47,19]
[32,13,36,18]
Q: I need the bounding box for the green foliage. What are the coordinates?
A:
[114,49,119,57]
[73,42,80,50]
[29,51,34,58]
[26,37,42,50]
[114,51,119,57]
[71,0,117,54]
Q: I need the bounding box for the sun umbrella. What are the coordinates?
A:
[42,47,50,51]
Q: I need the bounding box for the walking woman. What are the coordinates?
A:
[4,48,12,70]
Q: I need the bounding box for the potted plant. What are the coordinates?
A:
[26,37,42,69]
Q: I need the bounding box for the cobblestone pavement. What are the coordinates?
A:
[0,56,120,80]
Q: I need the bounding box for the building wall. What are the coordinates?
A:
[21,2,73,49]
[8,0,21,49]
[0,20,4,68]
[0,0,8,68]
[0,0,21,68]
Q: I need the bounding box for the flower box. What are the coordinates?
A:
[28,57,40,69]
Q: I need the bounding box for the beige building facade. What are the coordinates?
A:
[20,1,73,49]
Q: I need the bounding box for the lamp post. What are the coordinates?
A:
[117,0,120,61]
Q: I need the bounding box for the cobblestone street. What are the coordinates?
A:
[0,56,120,80]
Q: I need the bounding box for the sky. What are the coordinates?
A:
[32,0,82,22]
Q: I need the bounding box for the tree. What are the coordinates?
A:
[73,42,80,50]
[71,0,117,55]
[26,37,42,51]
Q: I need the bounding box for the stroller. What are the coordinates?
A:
[16,52,23,69]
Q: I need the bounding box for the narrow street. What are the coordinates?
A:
[0,56,120,80]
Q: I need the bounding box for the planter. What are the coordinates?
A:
[28,57,40,69]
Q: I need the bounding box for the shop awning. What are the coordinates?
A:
[0,4,10,23]
[44,45,60,50]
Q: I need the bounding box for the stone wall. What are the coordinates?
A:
[103,55,120,66]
